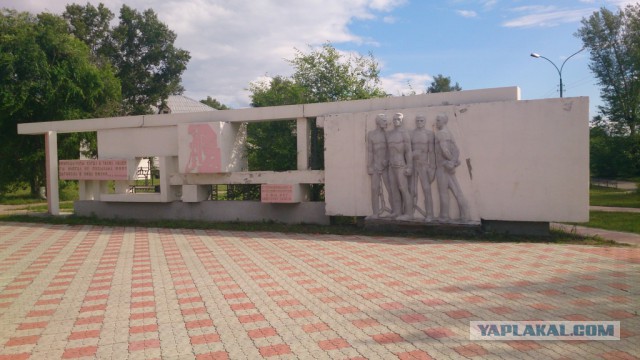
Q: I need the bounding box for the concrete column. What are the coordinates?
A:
[45,131,60,215]
[296,117,310,170]
[159,156,179,202]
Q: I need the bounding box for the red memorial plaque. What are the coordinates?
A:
[261,184,295,203]
[59,159,129,180]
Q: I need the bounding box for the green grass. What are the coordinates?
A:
[0,187,47,205]
[17,201,75,212]
[590,185,640,208]
[0,182,79,205]
[581,211,640,235]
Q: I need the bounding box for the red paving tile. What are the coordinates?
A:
[129,324,158,334]
[453,344,489,357]
[317,338,350,350]
[607,310,636,319]
[128,339,161,351]
[68,330,100,340]
[372,332,405,344]
[351,318,380,328]
[0,223,636,360]
[424,327,456,339]
[335,306,360,314]
[0,354,30,360]
[130,311,156,320]
[399,313,428,324]
[446,310,474,319]
[302,322,330,333]
[190,333,221,344]
[258,344,292,357]
[421,298,446,306]
[5,336,39,347]
[61,346,98,359]
[288,310,314,319]
[247,327,277,339]
[397,350,434,360]
[16,322,48,330]
[600,351,638,360]
[237,314,265,323]
[195,351,229,360]
[508,341,542,351]
[229,302,256,311]
[379,301,404,310]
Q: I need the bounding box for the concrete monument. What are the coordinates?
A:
[17,86,590,235]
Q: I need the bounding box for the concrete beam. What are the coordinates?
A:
[17,87,520,134]
[19,116,144,135]
[169,170,325,185]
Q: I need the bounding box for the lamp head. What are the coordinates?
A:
[530,53,541,58]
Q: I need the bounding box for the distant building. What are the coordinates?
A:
[156,95,217,114]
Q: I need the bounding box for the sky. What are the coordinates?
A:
[3,0,637,116]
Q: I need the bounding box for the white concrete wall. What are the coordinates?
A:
[324,97,589,223]
[98,126,178,157]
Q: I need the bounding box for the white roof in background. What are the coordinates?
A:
[162,95,216,113]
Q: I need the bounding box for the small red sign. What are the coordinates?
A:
[59,159,129,180]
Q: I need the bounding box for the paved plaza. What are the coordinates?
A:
[0,222,638,360]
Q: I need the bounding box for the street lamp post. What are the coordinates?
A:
[530,48,585,98]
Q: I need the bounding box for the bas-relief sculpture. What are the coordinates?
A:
[367,112,470,223]
[185,124,221,173]
[387,113,414,221]
[410,115,436,220]
[434,113,470,222]
[366,114,393,218]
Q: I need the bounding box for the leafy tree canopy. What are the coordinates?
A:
[247,43,386,172]
[200,96,229,110]
[427,74,462,93]
[0,9,121,194]
[576,4,640,136]
[64,3,191,115]
[577,4,640,179]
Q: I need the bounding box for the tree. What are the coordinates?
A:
[249,76,306,107]
[289,43,386,103]
[576,5,640,136]
[63,2,112,60]
[64,3,191,115]
[427,74,462,93]
[247,43,386,173]
[577,4,640,179]
[590,116,640,178]
[200,96,229,110]
[0,10,121,195]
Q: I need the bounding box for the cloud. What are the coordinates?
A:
[380,73,433,96]
[503,6,594,28]
[2,0,406,108]
[481,0,498,10]
[383,16,397,24]
[456,9,478,18]
[503,0,636,28]
[606,0,638,7]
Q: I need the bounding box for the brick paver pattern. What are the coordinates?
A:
[0,222,638,359]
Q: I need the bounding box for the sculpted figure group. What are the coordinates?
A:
[367,112,470,223]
